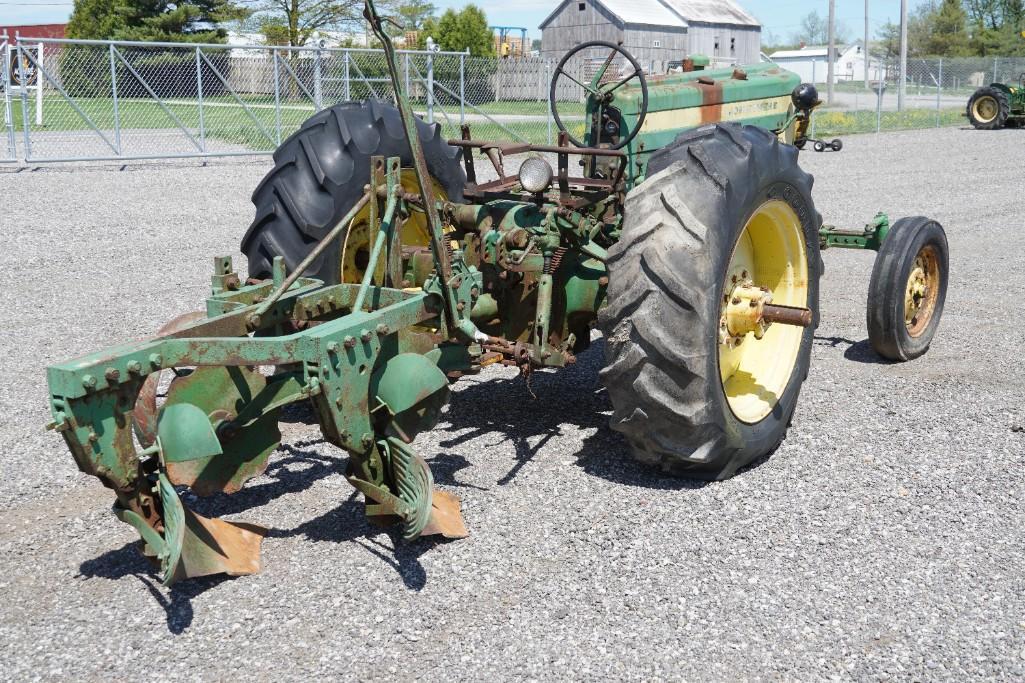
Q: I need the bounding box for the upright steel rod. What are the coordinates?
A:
[459,53,465,126]
[272,49,281,145]
[109,44,121,155]
[195,47,206,152]
[898,0,908,111]
[826,0,836,105]
[864,0,870,89]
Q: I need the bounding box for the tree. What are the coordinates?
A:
[67,0,241,42]
[791,9,850,47]
[417,5,494,56]
[246,0,365,47]
[396,0,435,30]
[922,0,971,56]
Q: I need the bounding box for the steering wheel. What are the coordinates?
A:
[549,41,648,150]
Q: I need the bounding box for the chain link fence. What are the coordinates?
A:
[2,33,18,162]
[800,55,1025,139]
[3,35,1024,163]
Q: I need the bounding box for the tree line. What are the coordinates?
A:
[765,1,1025,58]
[66,0,497,56]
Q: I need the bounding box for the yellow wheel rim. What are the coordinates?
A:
[340,170,448,283]
[718,200,809,424]
[972,95,999,123]
[904,244,940,337]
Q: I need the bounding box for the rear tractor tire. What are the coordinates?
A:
[867,217,948,361]
[242,100,466,285]
[967,87,1010,130]
[599,123,822,480]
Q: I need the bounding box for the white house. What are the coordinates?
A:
[769,43,872,84]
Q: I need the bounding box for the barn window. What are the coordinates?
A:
[730,37,736,54]
[578,2,585,9]
[714,36,721,54]
[653,39,661,48]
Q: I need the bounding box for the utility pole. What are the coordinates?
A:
[898,0,908,111]
[827,0,836,104]
[864,0,870,89]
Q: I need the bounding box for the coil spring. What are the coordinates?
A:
[546,247,567,275]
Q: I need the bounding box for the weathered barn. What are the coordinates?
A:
[539,0,761,71]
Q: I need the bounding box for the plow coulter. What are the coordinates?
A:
[46,0,949,585]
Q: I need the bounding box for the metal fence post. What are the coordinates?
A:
[195,47,206,152]
[936,58,942,128]
[875,63,883,133]
[810,59,817,139]
[546,59,553,145]
[344,50,351,101]
[3,34,18,160]
[459,53,465,126]
[404,53,410,99]
[314,47,323,111]
[272,49,281,145]
[16,41,32,159]
[109,43,121,155]
[36,42,43,127]
[426,52,434,124]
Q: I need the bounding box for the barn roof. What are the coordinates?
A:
[658,0,759,27]
[539,0,688,29]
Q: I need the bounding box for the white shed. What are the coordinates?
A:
[769,43,871,84]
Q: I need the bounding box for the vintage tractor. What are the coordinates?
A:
[967,76,1025,129]
[46,0,949,585]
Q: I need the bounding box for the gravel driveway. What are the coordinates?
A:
[1,126,1023,681]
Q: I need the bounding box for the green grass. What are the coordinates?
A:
[811,107,965,136]
[10,94,969,154]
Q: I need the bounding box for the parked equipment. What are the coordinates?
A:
[967,78,1025,129]
[46,0,948,585]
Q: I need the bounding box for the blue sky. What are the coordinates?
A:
[3,0,927,44]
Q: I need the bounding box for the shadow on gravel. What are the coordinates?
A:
[76,440,434,632]
[439,340,714,492]
[78,543,228,634]
[814,335,894,365]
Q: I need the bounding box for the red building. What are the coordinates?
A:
[1,23,66,44]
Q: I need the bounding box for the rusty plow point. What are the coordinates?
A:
[166,507,267,584]
[760,304,813,327]
[156,473,266,585]
[421,489,469,539]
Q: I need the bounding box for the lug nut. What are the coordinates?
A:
[376,324,389,335]
[82,375,97,389]
[104,367,120,382]
[360,329,372,343]
[126,360,142,374]
[149,354,163,368]
[327,341,340,353]
[343,335,357,349]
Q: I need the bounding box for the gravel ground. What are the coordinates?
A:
[1,126,1023,681]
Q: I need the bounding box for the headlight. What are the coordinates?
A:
[518,156,553,193]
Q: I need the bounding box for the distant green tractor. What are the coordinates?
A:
[967,77,1025,129]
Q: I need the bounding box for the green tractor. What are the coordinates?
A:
[967,76,1025,129]
[45,0,949,585]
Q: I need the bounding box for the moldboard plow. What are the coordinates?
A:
[46,0,949,584]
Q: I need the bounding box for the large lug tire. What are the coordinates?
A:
[967,87,1010,130]
[866,217,948,361]
[242,100,466,284]
[599,123,822,480]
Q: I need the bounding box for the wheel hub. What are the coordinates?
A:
[904,247,939,336]
[973,96,998,123]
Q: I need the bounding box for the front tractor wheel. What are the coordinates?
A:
[866,217,948,361]
[599,124,821,480]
